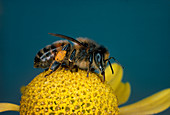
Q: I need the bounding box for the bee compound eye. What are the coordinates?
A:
[96,53,101,62]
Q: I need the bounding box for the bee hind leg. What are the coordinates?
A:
[45,61,61,77]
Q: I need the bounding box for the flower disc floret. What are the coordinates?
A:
[20,69,119,115]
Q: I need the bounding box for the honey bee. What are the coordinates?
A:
[34,33,120,82]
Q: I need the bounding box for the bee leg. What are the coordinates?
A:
[68,49,76,71]
[50,61,61,71]
[87,53,93,77]
[61,62,69,70]
[44,68,49,71]
[90,68,95,73]
[69,62,73,71]
[69,62,78,72]
[101,71,105,83]
[69,49,76,62]
[62,43,71,51]
[45,61,61,77]
[73,65,78,72]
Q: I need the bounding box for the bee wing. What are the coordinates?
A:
[48,33,87,47]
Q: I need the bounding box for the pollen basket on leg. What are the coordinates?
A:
[55,51,67,62]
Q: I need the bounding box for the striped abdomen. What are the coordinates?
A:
[34,40,70,69]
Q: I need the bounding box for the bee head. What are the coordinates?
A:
[94,46,109,76]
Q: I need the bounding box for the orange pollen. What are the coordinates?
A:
[55,51,67,62]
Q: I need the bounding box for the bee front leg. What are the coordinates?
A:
[45,61,61,77]
[87,53,93,77]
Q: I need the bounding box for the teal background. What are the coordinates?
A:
[0,0,170,114]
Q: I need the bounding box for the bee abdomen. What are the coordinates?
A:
[34,40,70,68]
[34,46,55,68]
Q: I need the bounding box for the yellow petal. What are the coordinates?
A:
[105,63,123,91]
[0,103,19,112]
[119,88,170,115]
[105,63,130,105]
[115,82,131,105]
[20,85,26,94]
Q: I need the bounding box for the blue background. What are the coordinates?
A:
[0,0,170,114]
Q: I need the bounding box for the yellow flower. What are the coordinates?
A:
[105,63,170,115]
[0,63,169,114]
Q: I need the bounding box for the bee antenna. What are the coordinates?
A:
[105,57,124,74]
[108,60,114,74]
[48,33,87,47]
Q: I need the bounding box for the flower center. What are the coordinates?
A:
[20,68,119,114]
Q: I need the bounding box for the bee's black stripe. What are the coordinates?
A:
[37,51,43,57]
[51,44,56,49]
[43,47,50,53]
[34,56,41,62]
